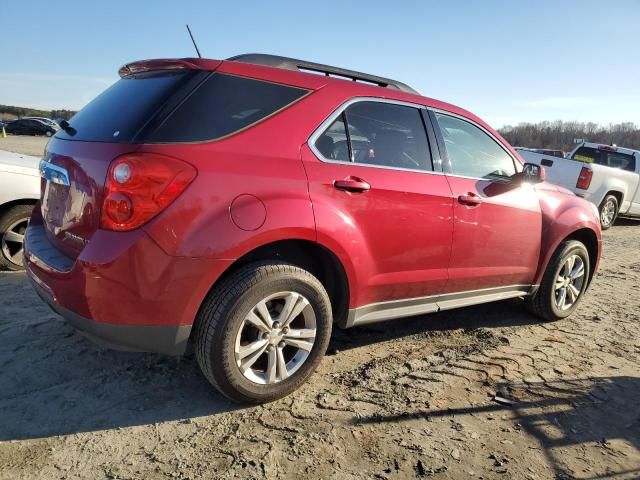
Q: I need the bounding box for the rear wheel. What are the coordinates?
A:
[195,262,332,403]
[599,194,618,230]
[0,204,33,271]
[526,240,590,321]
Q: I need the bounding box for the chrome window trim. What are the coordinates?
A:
[428,107,522,181]
[307,96,441,176]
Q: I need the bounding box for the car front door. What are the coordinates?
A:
[303,99,454,315]
[10,120,25,134]
[430,110,542,295]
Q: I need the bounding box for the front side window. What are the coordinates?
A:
[314,101,432,171]
[435,113,516,179]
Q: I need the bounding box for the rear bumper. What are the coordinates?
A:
[30,276,192,354]
[24,217,233,355]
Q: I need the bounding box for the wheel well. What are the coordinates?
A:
[214,240,350,325]
[0,199,37,217]
[604,190,623,208]
[565,228,598,287]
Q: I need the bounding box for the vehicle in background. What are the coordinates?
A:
[24,54,601,403]
[4,118,59,137]
[516,147,564,158]
[22,117,60,128]
[519,142,640,229]
[0,151,40,270]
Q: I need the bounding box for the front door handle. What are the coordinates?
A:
[334,176,371,193]
[458,192,482,206]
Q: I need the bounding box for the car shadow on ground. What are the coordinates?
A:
[0,269,540,442]
[329,298,538,353]
[352,375,640,479]
[0,272,243,441]
[614,217,640,227]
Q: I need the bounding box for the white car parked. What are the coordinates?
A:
[517,142,640,229]
[0,150,41,270]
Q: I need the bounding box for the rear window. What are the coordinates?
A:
[572,146,636,172]
[56,71,308,144]
[56,71,197,142]
[146,73,309,142]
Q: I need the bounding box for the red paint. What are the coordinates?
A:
[24,56,602,351]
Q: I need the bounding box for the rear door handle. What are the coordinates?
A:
[334,176,371,193]
[458,192,482,206]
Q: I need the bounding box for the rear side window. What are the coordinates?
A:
[435,113,516,179]
[147,74,309,142]
[572,146,636,172]
[315,115,350,162]
[314,101,432,171]
[56,71,196,142]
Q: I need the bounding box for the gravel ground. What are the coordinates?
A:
[0,221,639,479]
[0,135,49,157]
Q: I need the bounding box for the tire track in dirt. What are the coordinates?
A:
[1,223,639,479]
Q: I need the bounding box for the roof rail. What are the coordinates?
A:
[227,53,419,95]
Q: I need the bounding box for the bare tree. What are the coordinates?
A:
[499,121,640,151]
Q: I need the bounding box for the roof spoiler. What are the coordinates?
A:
[118,59,203,78]
[227,53,419,94]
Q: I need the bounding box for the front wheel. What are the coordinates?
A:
[526,240,590,322]
[195,262,332,403]
[599,194,618,230]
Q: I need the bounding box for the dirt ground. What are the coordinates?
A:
[0,135,49,157]
[1,220,639,479]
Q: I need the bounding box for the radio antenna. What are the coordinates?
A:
[186,24,202,58]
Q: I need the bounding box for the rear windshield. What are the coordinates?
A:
[146,73,309,142]
[56,71,309,143]
[55,71,197,142]
[572,146,636,172]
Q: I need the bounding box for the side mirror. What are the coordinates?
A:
[522,163,545,183]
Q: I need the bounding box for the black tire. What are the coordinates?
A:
[0,204,33,271]
[526,240,590,322]
[599,194,618,230]
[195,262,332,403]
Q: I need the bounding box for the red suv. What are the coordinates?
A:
[24,54,601,403]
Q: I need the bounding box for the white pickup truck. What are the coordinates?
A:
[0,150,41,270]
[517,142,640,229]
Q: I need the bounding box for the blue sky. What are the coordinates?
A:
[2,0,639,128]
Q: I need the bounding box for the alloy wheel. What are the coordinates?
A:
[234,291,317,385]
[554,254,585,311]
[601,199,616,227]
[1,218,27,267]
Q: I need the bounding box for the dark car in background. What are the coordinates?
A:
[4,118,59,137]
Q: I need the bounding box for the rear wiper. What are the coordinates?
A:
[59,120,77,136]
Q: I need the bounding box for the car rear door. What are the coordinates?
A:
[303,99,454,311]
[429,110,542,294]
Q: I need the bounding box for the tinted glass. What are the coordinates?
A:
[55,71,195,142]
[315,115,350,161]
[572,146,636,172]
[148,73,308,142]
[436,113,516,178]
[344,102,431,171]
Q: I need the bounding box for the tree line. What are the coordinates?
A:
[0,105,76,121]
[499,121,640,152]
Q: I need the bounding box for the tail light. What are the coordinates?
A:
[576,167,593,190]
[101,153,197,231]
